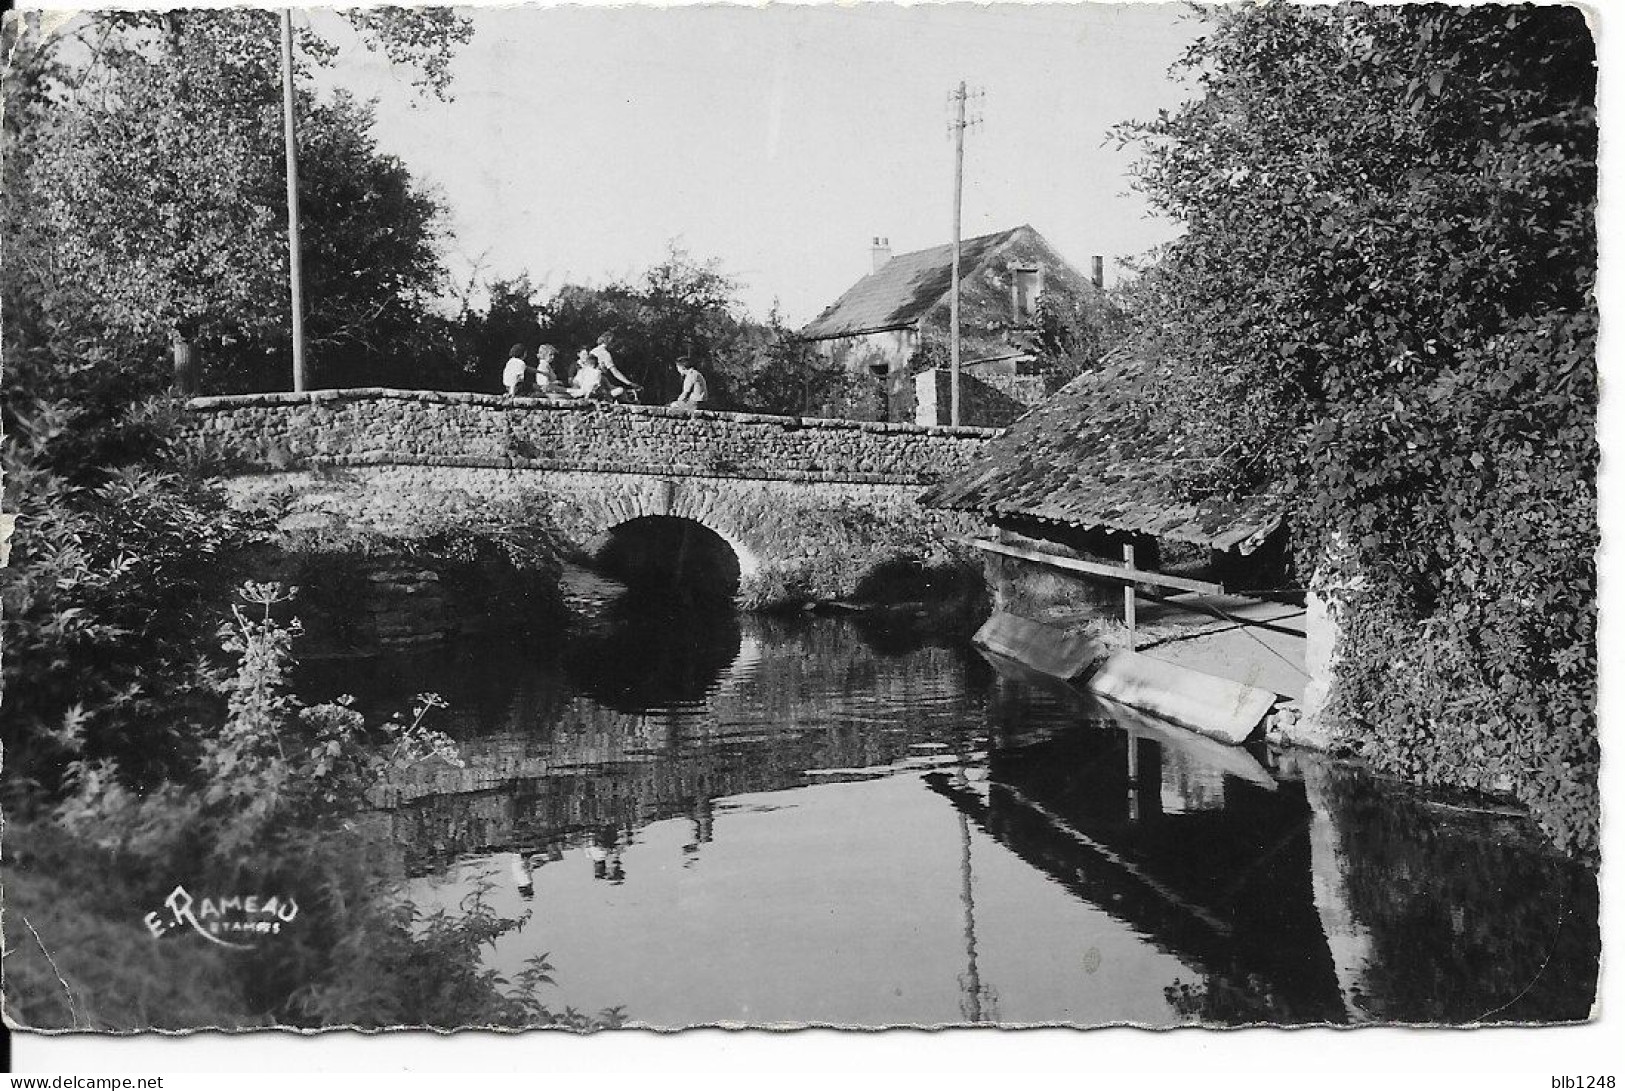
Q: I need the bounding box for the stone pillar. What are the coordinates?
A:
[170,327,200,395]
[914,369,942,426]
[1298,538,1364,748]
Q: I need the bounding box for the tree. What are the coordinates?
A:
[1029,287,1132,391]
[719,305,847,417]
[0,6,475,786]
[1,8,470,391]
[1119,4,1597,857]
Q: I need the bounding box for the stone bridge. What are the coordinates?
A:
[186,389,996,603]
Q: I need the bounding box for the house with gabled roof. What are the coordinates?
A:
[799,225,1103,426]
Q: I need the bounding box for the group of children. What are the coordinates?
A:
[502,330,709,409]
[502,331,636,401]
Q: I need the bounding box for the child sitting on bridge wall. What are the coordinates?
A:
[591,331,642,400]
[502,344,529,396]
[671,358,709,409]
[533,344,567,396]
[569,348,603,399]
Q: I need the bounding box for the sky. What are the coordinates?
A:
[310,2,1202,323]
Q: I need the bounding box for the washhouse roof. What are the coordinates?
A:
[920,356,1286,554]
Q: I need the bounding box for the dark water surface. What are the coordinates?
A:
[298,570,1599,1028]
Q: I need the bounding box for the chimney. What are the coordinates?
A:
[1091,255,1105,290]
[871,236,893,273]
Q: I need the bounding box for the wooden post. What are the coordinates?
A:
[949,80,965,427]
[1123,542,1137,645]
[280,8,308,393]
[1125,733,1141,822]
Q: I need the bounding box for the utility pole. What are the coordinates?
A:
[949,80,967,427]
[280,8,308,393]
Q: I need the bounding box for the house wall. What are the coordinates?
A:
[803,227,1097,424]
[913,368,1032,428]
[918,228,1098,364]
[806,327,918,422]
[972,372,1047,410]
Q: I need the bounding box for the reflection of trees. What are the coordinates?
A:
[1310,764,1598,1023]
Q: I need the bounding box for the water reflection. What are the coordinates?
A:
[300,588,1598,1027]
[563,595,742,711]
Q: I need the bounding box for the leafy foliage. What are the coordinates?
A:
[1,9,466,392]
[18,582,622,1030]
[738,504,980,611]
[1028,287,1133,391]
[292,879,625,1030]
[2,9,621,1029]
[1,344,257,794]
[1118,4,1597,857]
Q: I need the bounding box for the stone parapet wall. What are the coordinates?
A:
[185,387,996,484]
[913,368,1036,429]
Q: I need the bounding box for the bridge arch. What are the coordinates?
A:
[592,515,743,602]
[568,478,765,583]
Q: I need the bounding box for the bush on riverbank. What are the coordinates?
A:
[255,492,569,654]
[4,584,625,1030]
[1118,5,1597,860]
[1,347,262,793]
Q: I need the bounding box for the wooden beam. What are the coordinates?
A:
[964,538,1226,595]
[1123,542,1137,642]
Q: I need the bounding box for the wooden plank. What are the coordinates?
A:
[1086,650,1275,745]
[972,611,1104,681]
[965,538,1226,595]
[1141,588,1309,641]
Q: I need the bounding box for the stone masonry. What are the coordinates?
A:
[185,389,997,602]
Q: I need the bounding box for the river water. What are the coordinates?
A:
[299,570,1598,1029]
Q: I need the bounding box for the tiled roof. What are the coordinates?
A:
[921,357,1285,554]
[800,227,1027,340]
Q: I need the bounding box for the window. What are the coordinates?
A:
[1012,266,1042,322]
